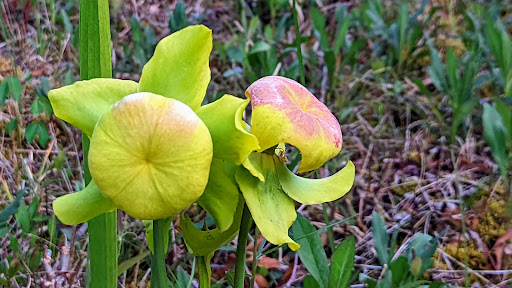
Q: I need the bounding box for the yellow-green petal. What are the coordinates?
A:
[181,195,245,256]
[276,158,355,204]
[246,76,342,173]
[89,93,213,220]
[241,152,265,182]
[139,25,212,110]
[196,159,240,231]
[235,153,300,251]
[196,95,260,164]
[48,79,138,137]
[52,181,116,225]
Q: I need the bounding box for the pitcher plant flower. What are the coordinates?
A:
[50,25,258,228]
[236,76,355,250]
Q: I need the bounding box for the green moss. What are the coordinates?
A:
[477,199,510,244]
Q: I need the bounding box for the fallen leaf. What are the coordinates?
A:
[493,227,512,269]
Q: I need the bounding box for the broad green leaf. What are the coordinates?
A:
[304,275,321,288]
[371,211,389,265]
[17,202,31,233]
[246,76,342,173]
[144,217,172,253]
[404,233,438,276]
[248,41,271,55]
[25,121,49,148]
[0,189,27,227]
[139,25,212,111]
[31,95,53,116]
[48,78,138,137]
[276,158,354,204]
[7,76,21,102]
[293,213,329,288]
[389,256,409,286]
[483,103,509,178]
[496,100,512,137]
[236,154,299,250]
[0,78,8,106]
[427,47,447,92]
[196,159,240,231]
[446,49,458,103]
[52,181,117,225]
[89,93,213,220]
[195,95,260,164]
[6,118,18,135]
[311,8,329,50]
[329,236,355,288]
[181,195,244,256]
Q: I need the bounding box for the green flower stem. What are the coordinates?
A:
[197,256,211,288]
[151,219,169,287]
[322,203,335,253]
[292,0,306,86]
[234,204,252,288]
[250,227,259,288]
[79,0,118,287]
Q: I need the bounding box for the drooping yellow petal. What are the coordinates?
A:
[195,95,260,164]
[48,79,138,137]
[235,153,300,251]
[139,25,212,111]
[196,159,240,231]
[246,76,342,173]
[241,152,266,182]
[181,195,245,256]
[52,181,116,225]
[89,93,213,220]
[276,157,355,204]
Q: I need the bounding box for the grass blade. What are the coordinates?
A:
[371,211,389,266]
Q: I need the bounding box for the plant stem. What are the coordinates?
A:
[234,204,252,288]
[79,0,117,287]
[197,256,211,288]
[292,0,306,86]
[250,227,259,288]
[322,203,335,253]
[152,219,169,287]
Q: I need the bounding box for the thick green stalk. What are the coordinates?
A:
[197,256,211,288]
[151,219,169,287]
[292,0,306,86]
[79,0,118,287]
[234,204,252,288]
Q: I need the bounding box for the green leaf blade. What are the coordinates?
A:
[329,236,355,288]
[293,213,329,288]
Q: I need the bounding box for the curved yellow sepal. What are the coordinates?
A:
[246,76,342,173]
[276,158,355,204]
[139,25,212,111]
[236,154,300,251]
[52,181,116,225]
[48,79,138,137]
[241,152,265,182]
[196,159,240,231]
[196,95,260,164]
[89,93,213,220]
[181,195,245,256]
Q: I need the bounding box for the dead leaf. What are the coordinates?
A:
[493,227,512,269]
[255,274,269,288]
